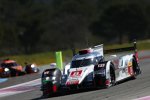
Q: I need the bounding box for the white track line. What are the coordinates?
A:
[0,78,41,98]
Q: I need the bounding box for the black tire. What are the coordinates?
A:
[109,65,116,87]
[103,67,115,88]
[18,71,26,76]
[11,71,17,77]
[132,57,141,77]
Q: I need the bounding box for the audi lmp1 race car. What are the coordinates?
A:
[41,41,141,96]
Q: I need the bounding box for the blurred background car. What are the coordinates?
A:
[0,59,25,77]
[24,62,39,74]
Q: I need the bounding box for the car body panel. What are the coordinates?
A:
[66,65,94,85]
[63,42,140,89]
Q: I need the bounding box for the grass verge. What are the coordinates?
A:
[0,40,149,66]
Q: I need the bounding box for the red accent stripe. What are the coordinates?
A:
[105,79,110,85]
[66,80,79,85]
[53,85,57,92]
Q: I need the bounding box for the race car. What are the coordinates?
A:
[66,41,141,88]
[24,63,39,74]
[41,63,62,96]
[41,41,141,96]
[65,45,104,89]
[0,59,39,78]
[0,59,25,77]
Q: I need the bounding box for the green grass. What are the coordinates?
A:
[0,50,73,66]
[136,40,150,50]
[105,40,150,50]
[0,52,55,66]
[0,40,149,66]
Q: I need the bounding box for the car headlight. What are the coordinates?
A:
[4,68,9,72]
[45,76,56,81]
[45,77,50,81]
[31,64,35,68]
[52,77,56,80]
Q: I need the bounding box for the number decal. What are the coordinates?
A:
[70,70,82,77]
[98,64,105,67]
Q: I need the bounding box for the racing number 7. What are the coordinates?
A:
[70,70,82,77]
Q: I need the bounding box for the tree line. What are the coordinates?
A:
[0,0,149,55]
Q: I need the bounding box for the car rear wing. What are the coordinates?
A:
[104,41,137,54]
[93,44,104,56]
[77,44,104,57]
[104,41,139,63]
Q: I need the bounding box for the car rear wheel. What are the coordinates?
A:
[105,66,116,88]
[133,57,141,75]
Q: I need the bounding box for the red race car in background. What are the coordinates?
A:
[0,59,25,77]
[0,59,39,78]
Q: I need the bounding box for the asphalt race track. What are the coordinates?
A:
[0,51,150,100]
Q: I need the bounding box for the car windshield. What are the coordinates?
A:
[42,69,55,77]
[71,58,96,68]
[1,63,18,68]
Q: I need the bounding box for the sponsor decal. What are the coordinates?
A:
[66,80,79,85]
[128,62,133,75]
[70,70,82,77]
[67,70,82,85]
[98,64,105,67]
[128,62,132,66]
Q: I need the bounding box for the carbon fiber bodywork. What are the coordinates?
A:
[41,68,62,96]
